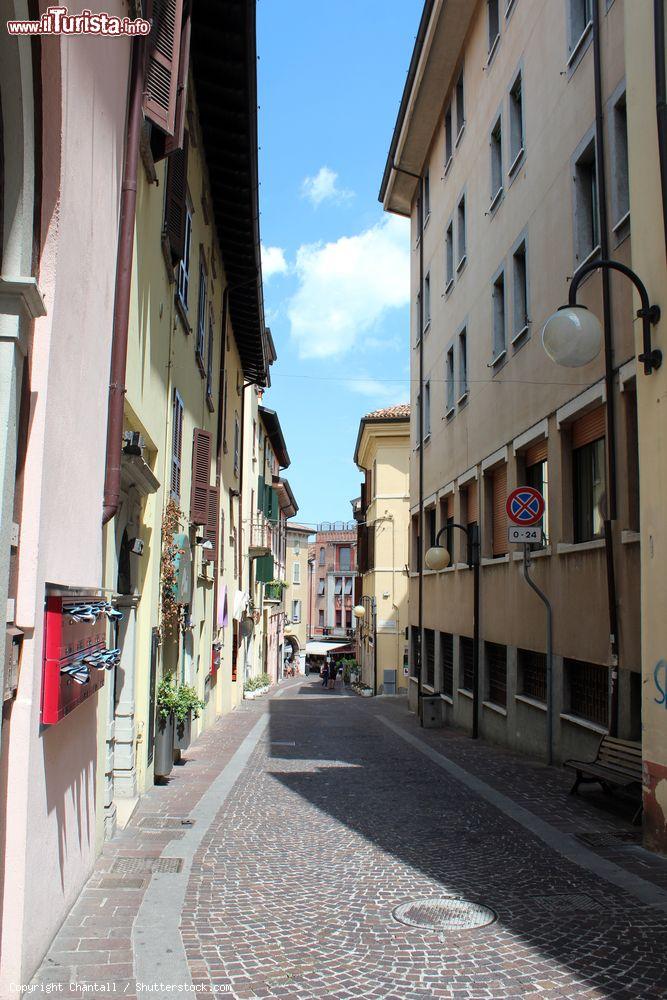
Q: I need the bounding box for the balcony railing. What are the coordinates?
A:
[250,515,273,557]
[264,582,284,603]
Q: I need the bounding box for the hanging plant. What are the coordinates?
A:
[161,498,184,634]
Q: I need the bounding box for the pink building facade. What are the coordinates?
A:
[308,526,358,640]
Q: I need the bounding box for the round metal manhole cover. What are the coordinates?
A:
[392,897,497,931]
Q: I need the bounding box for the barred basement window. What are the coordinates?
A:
[486,642,507,707]
[424,629,435,688]
[460,636,474,691]
[441,632,454,697]
[518,648,546,702]
[565,658,609,727]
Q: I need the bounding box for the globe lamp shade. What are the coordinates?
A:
[353,605,366,620]
[542,305,602,368]
[425,546,451,571]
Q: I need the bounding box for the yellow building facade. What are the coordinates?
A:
[284,524,314,671]
[354,406,411,694]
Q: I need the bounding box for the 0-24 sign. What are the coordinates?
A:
[508,524,543,544]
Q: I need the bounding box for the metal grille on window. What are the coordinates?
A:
[566,658,609,727]
[518,648,546,702]
[424,629,435,688]
[486,642,507,707]
[460,636,474,691]
[441,632,454,697]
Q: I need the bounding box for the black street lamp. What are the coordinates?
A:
[425,523,481,739]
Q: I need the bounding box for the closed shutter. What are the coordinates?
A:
[466,481,478,524]
[164,131,189,262]
[143,0,184,136]
[492,464,508,556]
[190,428,211,524]
[368,526,376,570]
[171,390,184,497]
[164,6,191,155]
[203,485,219,564]
[525,438,548,467]
[441,632,454,697]
[572,406,606,449]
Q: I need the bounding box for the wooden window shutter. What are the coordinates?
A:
[171,390,183,497]
[492,465,508,556]
[572,406,606,450]
[143,0,184,136]
[164,7,191,155]
[466,481,479,523]
[164,130,189,263]
[445,493,454,518]
[525,438,548,467]
[190,428,211,525]
[203,485,219,564]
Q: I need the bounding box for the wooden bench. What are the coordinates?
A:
[564,735,643,824]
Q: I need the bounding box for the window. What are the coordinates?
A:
[492,271,506,360]
[170,389,184,499]
[457,195,467,267]
[445,105,453,168]
[565,658,609,726]
[177,205,192,310]
[426,507,437,551]
[509,72,524,170]
[458,328,468,399]
[572,406,606,542]
[445,222,454,291]
[292,600,301,622]
[491,117,503,205]
[574,139,600,261]
[455,69,465,139]
[319,610,325,628]
[319,546,325,566]
[440,493,455,560]
[233,415,240,476]
[569,0,593,56]
[423,273,431,331]
[488,0,500,54]
[196,260,207,370]
[292,562,301,584]
[441,633,454,696]
[339,546,351,571]
[512,240,528,339]
[424,380,431,439]
[334,577,343,596]
[424,629,435,688]
[525,441,549,547]
[335,609,342,628]
[423,168,430,222]
[345,610,353,629]
[411,626,421,678]
[518,648,547,702]
[206,314,214,406]
[293,537,300,554]
[460,636,474,691]
[491,464,508,557]
[318,579,325,596]
[344,578,353,596]
[486,642,507,707]
[415,292,421,345]
[612,91,629,229]
[411,512,421,572]
[446,347,455,413]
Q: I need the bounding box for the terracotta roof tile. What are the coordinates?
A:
[363,404,411,420]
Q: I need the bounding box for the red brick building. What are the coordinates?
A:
[308,525,358,640]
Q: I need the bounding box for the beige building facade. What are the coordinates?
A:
[354,406,411,694]
[381,0,641,764]
[284,524,313,671]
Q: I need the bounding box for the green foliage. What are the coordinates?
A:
[337,657,359,684]
[243,673,271,693]
[156,675,179,720]
[156,675,204,722]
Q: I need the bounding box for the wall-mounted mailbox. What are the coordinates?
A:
[41,595,120,725]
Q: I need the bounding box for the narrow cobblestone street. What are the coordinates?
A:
[32,680,667,999]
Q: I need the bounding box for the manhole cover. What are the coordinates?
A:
[111,856,183,875]
[137,816,194,829]
[392,897,497,931]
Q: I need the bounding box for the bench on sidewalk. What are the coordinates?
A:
[564,735,643,824]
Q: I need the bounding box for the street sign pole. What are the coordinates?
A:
[521,543,554,766]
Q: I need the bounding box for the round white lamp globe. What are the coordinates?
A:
[353,605,366,620]
[425,546,451,571]
[542,305,603,368]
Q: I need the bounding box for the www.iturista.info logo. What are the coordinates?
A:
[6,5,151,36]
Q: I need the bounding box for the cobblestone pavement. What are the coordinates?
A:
[31,678,667,999]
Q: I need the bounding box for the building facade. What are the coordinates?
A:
[353,406,411,694]
[284,523,313,672]
[308,526,358,640]
[381,0,641,764]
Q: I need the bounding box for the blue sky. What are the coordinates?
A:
[256,0,422,528]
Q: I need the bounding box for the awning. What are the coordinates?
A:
[306,641,354,657]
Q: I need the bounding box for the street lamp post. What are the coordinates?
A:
[353,597,377,695]
[424,522,481,739]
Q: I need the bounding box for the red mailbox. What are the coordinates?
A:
[41,596,111,725]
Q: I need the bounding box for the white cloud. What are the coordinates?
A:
[345,378,399,398]
[261,244,288,280]
[287,215,410,359]
[301,166,354,207]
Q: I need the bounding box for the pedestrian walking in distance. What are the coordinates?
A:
[329,660,337,690]
[321,662,329,688]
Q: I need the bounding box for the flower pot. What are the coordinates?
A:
[154,713,175,779]
[174,711,192,751]
[244,690,255,700]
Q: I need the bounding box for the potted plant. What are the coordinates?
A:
[173,683,204,751]
[154,675,179,779]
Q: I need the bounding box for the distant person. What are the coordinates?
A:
[321,662,329,688]
[329,661,337,689]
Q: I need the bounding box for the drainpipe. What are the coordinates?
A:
[102,35,146,525]
[592,0,621,736]
[211,286,229,637]
[655,0,667,253]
